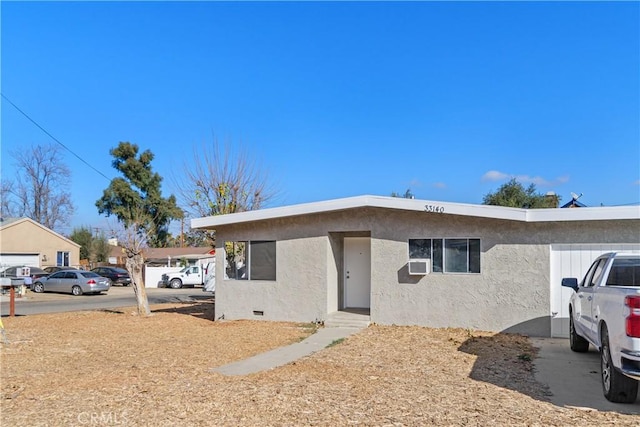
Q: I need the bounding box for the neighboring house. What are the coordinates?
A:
[143,247,215,288]
[192,195,640,338]
[0,217,80,268]
[103,244,215,288]
[105,245,214,267]
[143,247,215,267]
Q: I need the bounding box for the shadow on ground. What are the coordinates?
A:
[457,331,547,400]
[458,317,640,414]
[152,300,215,321]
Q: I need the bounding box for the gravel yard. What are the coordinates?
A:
[1,301,638,426]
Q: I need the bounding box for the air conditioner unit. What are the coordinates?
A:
[408,260,429,275]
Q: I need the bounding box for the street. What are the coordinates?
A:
[0,285,213,316]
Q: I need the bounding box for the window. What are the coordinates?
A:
[56,251,70,267]
[606,258,640,287]
[225,241,276,281]
[409,238,480,274]
[582,259,606,288]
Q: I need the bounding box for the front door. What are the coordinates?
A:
[344,237,371,308]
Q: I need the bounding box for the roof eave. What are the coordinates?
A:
[191,195,640,230]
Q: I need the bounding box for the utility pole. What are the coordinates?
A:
[180,218,184,247]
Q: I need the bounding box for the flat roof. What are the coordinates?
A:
[191,195,640,230]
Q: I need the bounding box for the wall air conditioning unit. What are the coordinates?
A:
[408,260,429,275]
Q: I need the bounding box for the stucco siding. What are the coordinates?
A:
[209,206,639,336]
[0,219,80,268]
[214,230,331,323]
[369,211,551,334]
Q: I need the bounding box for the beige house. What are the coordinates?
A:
[0,217,80,269]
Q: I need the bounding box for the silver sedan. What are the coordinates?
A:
[32,270,111,296]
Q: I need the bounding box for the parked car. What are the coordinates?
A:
[158,263,214,289]
[562,252,640,403]
[32,270,111,296]
[90,267,131,286]
[43,266,77,274]
[0,266,49,281]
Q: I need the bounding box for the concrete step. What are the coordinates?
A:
[325,310,370,328]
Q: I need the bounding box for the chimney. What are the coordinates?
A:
[545,191,559,208]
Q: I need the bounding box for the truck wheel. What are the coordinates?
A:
[569,310,589,352]
[601,325,639,403]
[170,278,182,289]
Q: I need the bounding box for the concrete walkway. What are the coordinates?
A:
[532,338,640,412]
[213,327,363,376]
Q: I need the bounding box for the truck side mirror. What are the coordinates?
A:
[561,277,579,292]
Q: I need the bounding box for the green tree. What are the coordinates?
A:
[69,226,113,266]
[69,226,93,260]
[91,234,112,264]
[482,179,560,208]
[96,142,183,316]
[391,189,415,199]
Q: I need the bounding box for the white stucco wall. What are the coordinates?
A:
[214,231,332,323]
[211,207,639,336]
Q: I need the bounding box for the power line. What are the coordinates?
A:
[1,93,112,182]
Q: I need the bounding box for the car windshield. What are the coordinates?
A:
[179,266,191,273]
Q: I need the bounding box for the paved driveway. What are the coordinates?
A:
[533,338,640,413]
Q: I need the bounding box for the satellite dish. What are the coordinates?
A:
[570,192,583,201]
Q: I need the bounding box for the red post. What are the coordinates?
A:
[9,285,15,317]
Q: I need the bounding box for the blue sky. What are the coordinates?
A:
[2,1,639,235]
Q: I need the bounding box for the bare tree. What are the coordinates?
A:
[1,180,16,218]
[5,144,74,230]
[174,140,277,245]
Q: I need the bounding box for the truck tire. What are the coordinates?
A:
[569,310,589,352]
[170,278,182,289]
[601,325,639,403]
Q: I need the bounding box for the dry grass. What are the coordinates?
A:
[1,301,637,426]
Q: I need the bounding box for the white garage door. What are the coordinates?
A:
[0,254,40,268]
[550,244,640,338]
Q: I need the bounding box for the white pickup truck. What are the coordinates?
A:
[562,252,640,403]
[158,262,215,291]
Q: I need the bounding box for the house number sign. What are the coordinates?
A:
[424,204,445,213]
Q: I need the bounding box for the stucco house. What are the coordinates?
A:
[0,217,81,269]
[192,195,640,337]
[143,246,215,267]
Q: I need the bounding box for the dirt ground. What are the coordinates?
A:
[1,300,638,426]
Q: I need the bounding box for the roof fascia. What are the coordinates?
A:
[0,217,82,248]
[192,195,640,229]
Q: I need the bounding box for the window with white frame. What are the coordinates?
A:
[56,251,70,267]
[409,238,480,273]
[225,240,276,280]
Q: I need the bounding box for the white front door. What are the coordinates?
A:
[344,237,371,308]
